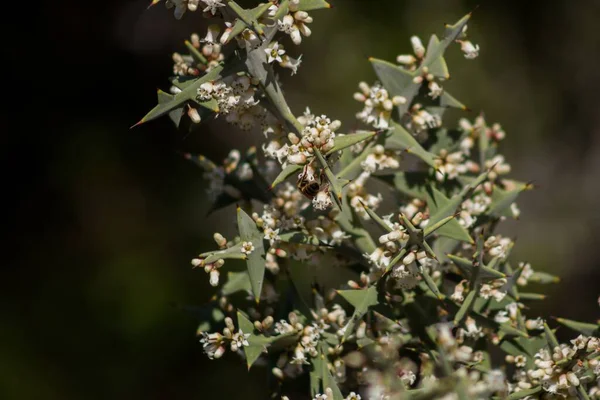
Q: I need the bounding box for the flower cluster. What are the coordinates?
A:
[138,3,600,400]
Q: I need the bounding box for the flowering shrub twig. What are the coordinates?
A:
[135,1,600,399]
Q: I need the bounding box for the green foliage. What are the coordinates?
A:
[138,2,600,399]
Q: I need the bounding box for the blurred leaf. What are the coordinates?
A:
[237,311,269,369]
[221,271,252,296]
[555,318,599,336]
[370,58,419,115]
[271,164,302,189]
[425,35,449,79]
[529,271,560,284]
[425,187,472,243]
[447,254,506,282]
[201,242,246,264]
[326,131,377,155]
[337,286,379,340]
[315,148,344,210]
[385,121,437,168]
[507,387,542,400]
[237,208,267,302]
[297,0,331,11]
[279,230,323,246]
[376,171,430,200]
[488,182,531,218]
[136,63,232,126]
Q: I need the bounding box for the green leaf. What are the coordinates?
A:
[270,164,302,189]
[337,286,379,340]
[237,311,269,369]
[272,0,289,21]
[488,183,531,218]
[336,143,375,181]
[297,0,331,11]
[359,203,392,233]
[135,63,230,126]
[555,318,600,336]
[335,195,377,255]
[425,187,472,243]
[577,385,592,400]
[517,292,546,301]
[237,208,267,302]
[184,40,208,65]
[421,13,471,72]
[420,266,444,299]
[386,121,437,168]
[507,386,542,400]
[544,321,559,350]
[279,230,323,246]
[221,271,252,296]
[425,35,449,79]
[326,131,377,155]
[376,171,429,200]
[370,58,419,115]
[500,335,546,362]
[454,289,477,324]
[529,271,560,284]
[227,1,271,39]
[440,91,467,110]
[315,148,344,210]
[447,254,506,282]
[201,242,246,264]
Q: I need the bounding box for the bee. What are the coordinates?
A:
[297,164,322,199]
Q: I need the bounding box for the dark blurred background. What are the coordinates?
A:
[3,0,600,398]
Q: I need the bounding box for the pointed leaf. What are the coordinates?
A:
[425,35,449,79]
[201,242,246,264]
[336,143,375,180]
[376,171,429,200]
[555,318,600,336]
[420,266,444,299]
[237,208,266,302]
[221,271,252,296]
[370,58,419,115]
[297,0,331,11]
[440,91,467,110]
[270,164,302,189]
[315,148,344,210]
[360,203,392,233]
[529,271,560,284]
[507,386,542,400]
[544,321,559,350]
[454,289,477,324]
[237,311,269,369]
[447,254,506,282]
[338,286,379,339]
[386,121,437,168]
[279,230,323,246]
[488,183,531,218]
[326,131,377,155]
[136,63,229,126]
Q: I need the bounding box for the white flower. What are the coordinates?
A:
[265,42,285,63]
[345,392,361,400]
[200,0,225,15]
[312,190,332,210]
[278,11,313,45]
[428,81,443,99]
[241,241,255,255]
[458,40,480,59]
[410,35,425,58]
[280,54,303,75]
[494,311,510,324]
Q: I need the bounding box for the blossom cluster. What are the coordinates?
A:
[138,2,600,399]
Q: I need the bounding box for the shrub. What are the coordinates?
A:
[135,1,600,398]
